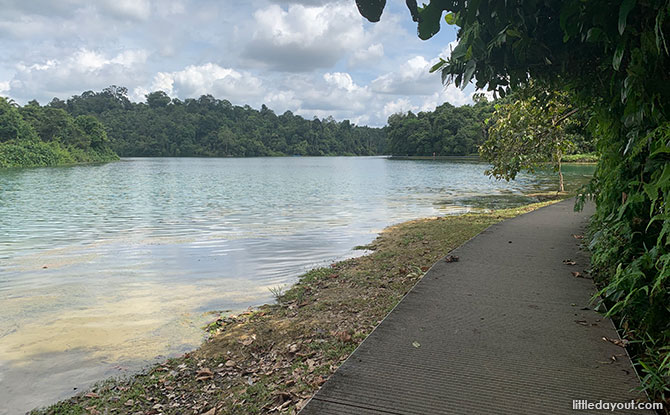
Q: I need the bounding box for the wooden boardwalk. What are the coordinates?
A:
[301,200,651,414]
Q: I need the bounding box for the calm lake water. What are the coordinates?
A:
[0,157,594,413]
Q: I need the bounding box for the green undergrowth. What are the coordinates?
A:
[0,139,118,168]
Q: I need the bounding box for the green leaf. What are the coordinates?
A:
[613,42,625,70]
[356,0,386,23]
[444,12,456,25]
[405,0,419,22]
[429,58,445,73]
[618,0,636,35]
[462,60,477,88]
[586,27,604,42]
[417,3,444,40]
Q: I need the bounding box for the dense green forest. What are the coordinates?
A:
[385,99,493,156]
[4,85,549,163]
[46,86,386,157]
[0,97,117,168]
[384,95,593,157]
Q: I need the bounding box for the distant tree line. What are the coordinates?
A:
[385,97,494,156]
[384,94,594,158]
[46,86,386,157]
[1,85,597,168]
[0,97,117,168]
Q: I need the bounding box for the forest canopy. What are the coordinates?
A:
[0,97,117,168]
[48,86,387,158]
[384,99,493,156]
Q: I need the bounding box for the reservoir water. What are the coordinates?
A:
[0,157,594,413]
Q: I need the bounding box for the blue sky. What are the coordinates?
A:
[0,0,478,126]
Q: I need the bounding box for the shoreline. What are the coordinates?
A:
[32,197,569,415]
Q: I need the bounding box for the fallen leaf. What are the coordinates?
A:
[196,368,214,381]
[225,360,236,367]
[602,337,629,348]
[240,335,256,346]
[563,259,577,265]
[84,392,99,398]
[412,341,421,348]
[420,266,429,272]
[201,408,216,415]
[445,255,459,263]
[333,331,352,343]
[572,271,582,278]
[572,234,584,239]
[306,358,316,373]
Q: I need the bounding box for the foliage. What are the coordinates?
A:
[358,0,670,406]
[0,97,118,168]
[55,88,387,157]
[385,100,493,156]
[481,86,587,191]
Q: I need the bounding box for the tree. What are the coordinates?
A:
[384,101,493,156]
[56,86,387,158]
[217,125,235,156]
[0,98,117,168]
[75,115,107,149]
[480,88,578,192]
[356,0,670,404]
[0,97,37,143]
[145,91,171,109]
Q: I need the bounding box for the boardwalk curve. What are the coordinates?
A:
[301,200,651,415]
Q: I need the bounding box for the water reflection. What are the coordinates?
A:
[0,157,594,413]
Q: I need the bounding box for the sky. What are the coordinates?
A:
[0,0,478,126]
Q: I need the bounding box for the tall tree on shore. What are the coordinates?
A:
[480,87,580,192]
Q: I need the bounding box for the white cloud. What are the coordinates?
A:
[242,3,365,72]
[7,48,149,101]
[380,97,417,120]
[149,63,264,102]
[0,80,10,95]
[323,72,357,92]
[263,90,301,112]
[349,43,384,67]
[371,55,442,95]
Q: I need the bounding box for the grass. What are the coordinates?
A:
[563,152,599,163]
[32,200,565,415]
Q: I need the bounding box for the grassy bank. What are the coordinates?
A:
[33,199,565,415]
[563,152,599,163]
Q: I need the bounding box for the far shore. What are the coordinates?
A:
[388,153,598,164]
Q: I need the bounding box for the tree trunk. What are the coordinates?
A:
[558,156,564,192]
